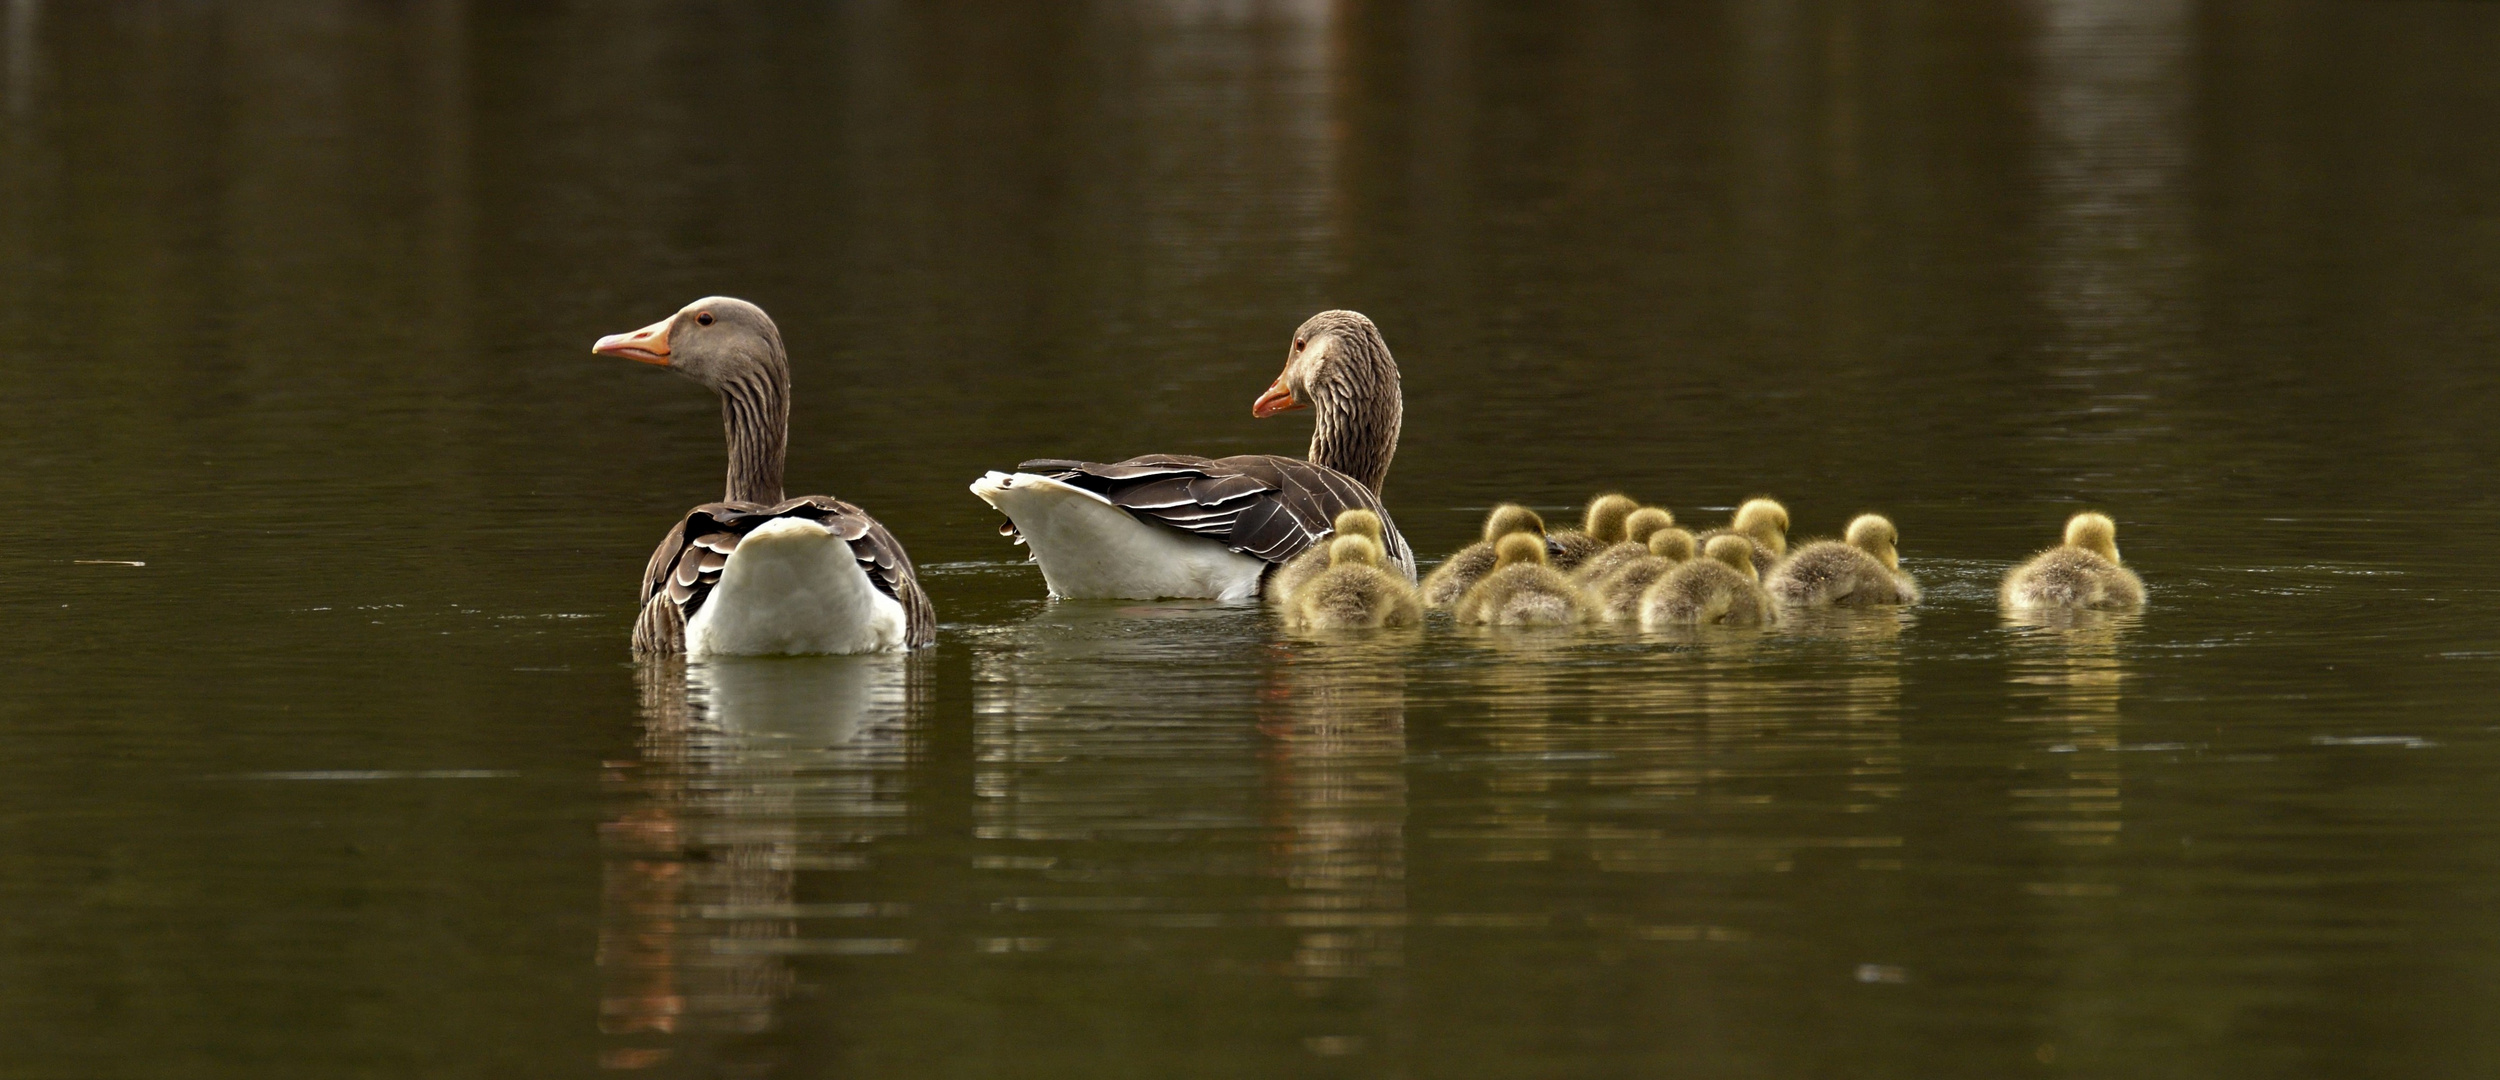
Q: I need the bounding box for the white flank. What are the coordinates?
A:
[970,471,1267,601]
[684,517,911,656]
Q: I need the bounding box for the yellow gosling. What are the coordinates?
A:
[1569,506,1677,586]
[1695,496,1790,577]
[1287,532,1423,629]
[1586,526,1698,623]
[1456,533,1593,626]
[1766,514,1920,607]
[1266,508,1388,606]
[1419,504,1546,609]
[2001,512,2145,610]
[1546,493,1640,572]
[1640,534,1777,628]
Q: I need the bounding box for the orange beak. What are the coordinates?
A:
[593,315,674,366]
[1252,377,1304,418]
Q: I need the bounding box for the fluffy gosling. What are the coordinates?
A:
[1267,508,1389,606]
[1569,507,1677,586]
[1640,534,1778,628]
[1766,514,1920,607]
[1420,504,1547,609]
[1695,497,1790,577]
[1587,526,1698,623]
[2001,512,2145,610]
[1456,533,1593,626]
[1286,531,1423,629]
[1546,493,1641,572]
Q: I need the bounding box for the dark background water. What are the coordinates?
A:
[4,1,2498,1076]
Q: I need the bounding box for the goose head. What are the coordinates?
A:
[1844,514,1901,571]
[2064,512,2121,562]
[595,297,788,391]
[1649,527,1696,563]
[1730,497,1790,557]
[1583,494,1640,542]
[1482,503,1546,542]
[1704,534,1759,581]
[1331,508,1386,545]
[1622,507,1675,546]
[1253,310,1403,493]
[1327,533,1385,569]
[1492,532,1548,570]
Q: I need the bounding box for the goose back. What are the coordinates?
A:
[1016,453,1416,582]
[635,496,936,654]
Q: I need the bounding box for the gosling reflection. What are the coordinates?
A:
[2005,610,2138,854]
[598,656,915,1070]
[1256,642,1411,984]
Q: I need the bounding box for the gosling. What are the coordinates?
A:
[1640,534,1778,628]
[1419,504,1546,609]
[1286,532,1423,629]
[1267,508,1390,607]
[1695,497,1789,577]
[1587,526,1697,623]
[1569,507,1677,586]
[2001,511,2145,610]
[1546,493,1641,572]
[1456,533,1593,626]
[1766,514,1920,607]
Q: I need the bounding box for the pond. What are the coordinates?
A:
[4,1,2498,1076]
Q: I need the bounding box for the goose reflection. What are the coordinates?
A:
[598,655,916,1070]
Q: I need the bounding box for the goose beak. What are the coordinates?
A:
[1252,377,1304,418]
[594,316,675,366]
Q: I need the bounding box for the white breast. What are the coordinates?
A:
[684,517,911,656]
[970,471,1268,601]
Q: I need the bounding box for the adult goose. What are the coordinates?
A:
[595,297,935,656]
[972,310,1413,600]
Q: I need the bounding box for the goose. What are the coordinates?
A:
[1587,526,1697,623]
[594,297,935,656]
[1766,514,1920,607]
[1456,533,1593,626]
[1267,507,1387,606]
[1418,504,1547,609]
[1285,529,1423,630]
[1546,494,1640,572]
[2002,512,2145,610]
[972,310,1412,601]
[1568,507,1677,586]
[1695,497,1790,577]
[1640,534,1777,628]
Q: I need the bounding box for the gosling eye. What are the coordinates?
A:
[696,312,715,327]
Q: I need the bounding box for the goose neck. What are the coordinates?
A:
[719,371,788,504]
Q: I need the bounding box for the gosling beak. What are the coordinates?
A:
[593,315,675,366]
[1252,377,1305,418]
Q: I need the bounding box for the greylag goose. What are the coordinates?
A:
[1568,507,1677,586]
[1641,535,1778,628]
[595,297,935,656]
[1545,494,1640,572]
[1285,515,1423,630]
[972,310,1412,600]
[2002,512,2145,610]
[1695,497,1790,577]
[1587,526,1697,623]
[1456,533,1594,626]
[1767,514,1920,607]
[1267,504,1387,606]
[1418,504,1546,609]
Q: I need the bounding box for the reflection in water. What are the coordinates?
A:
[2005,610,2135,854]
[599,657,917,1071]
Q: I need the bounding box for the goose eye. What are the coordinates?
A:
[1293,338,1306,353]
[696,312,715,327]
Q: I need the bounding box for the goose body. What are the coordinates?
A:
[1457,534,1593,626]
[1641,535,1777,628]
[1419,504,1546,609]
[2002,512,2144,610]
[599,298,934,656]
[976,311,1411,601]
[1767,514,1920,607]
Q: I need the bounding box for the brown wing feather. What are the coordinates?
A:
[1016,454,1415,580]
[632,496,936,656]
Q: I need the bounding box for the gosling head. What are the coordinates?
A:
[2064,512,2121,563]
[1844,514,1901,570]
[1492,532,1549,570]
[1622,507,1675,546]
[1649,527,1696,563]
[1481,503,1547,542]
[1327,533,1384,569]
[1704,534,1759,581]
[1584,493,1641,543]
[1730,497,1791,557]
[1331,508,1385,545]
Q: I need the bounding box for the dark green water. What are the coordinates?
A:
[5,1,2499,1076]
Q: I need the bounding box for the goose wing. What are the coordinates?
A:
[636,496,937,652]
[1015,454,1415,580]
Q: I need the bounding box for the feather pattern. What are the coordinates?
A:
[633,496,936,655]
[1016,453,1416,582]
